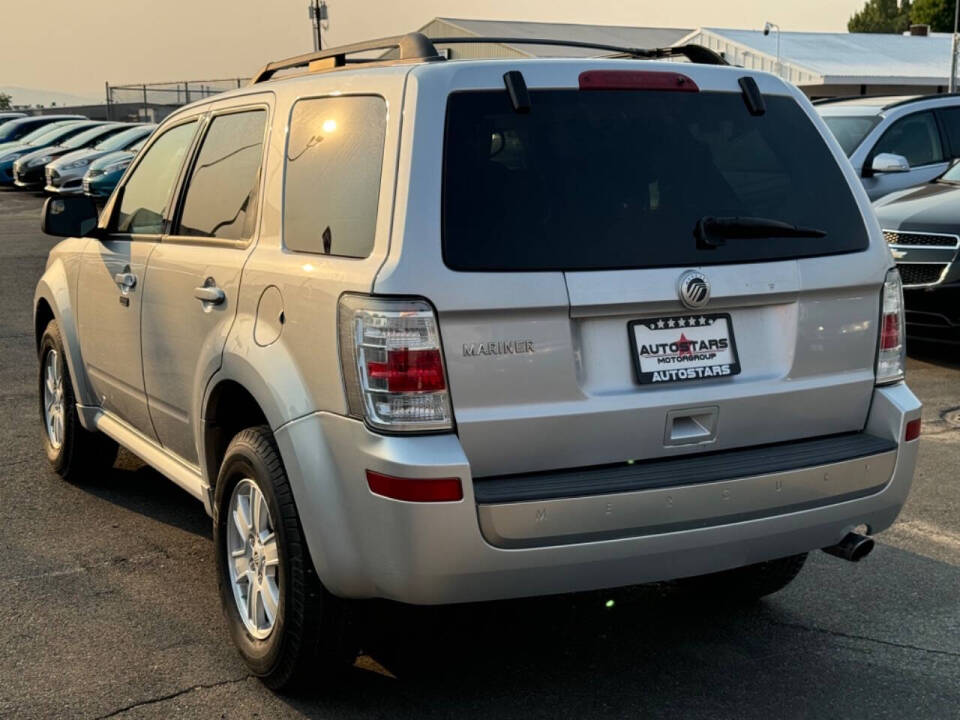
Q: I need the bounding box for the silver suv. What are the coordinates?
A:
[816,94,960,200]
[33,33,921,689]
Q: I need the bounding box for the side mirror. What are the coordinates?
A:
[40,195,101,238]
[870,153,911,174]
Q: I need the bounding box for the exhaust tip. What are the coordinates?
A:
[822,532,875,562]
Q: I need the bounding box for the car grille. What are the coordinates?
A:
[884,230,958,247]
[898,263,948,286]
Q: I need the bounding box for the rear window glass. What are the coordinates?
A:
[443,90,869,272]
[283,95,387,258]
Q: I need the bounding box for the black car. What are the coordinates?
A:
[0,114,86,145]
[874,163,960,343]
[11,122,124,189]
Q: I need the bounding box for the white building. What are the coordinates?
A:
[681,27,957,98]
[408,18,958,99]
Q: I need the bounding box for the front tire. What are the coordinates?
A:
[38,319,118,481]
[213,425,356,690]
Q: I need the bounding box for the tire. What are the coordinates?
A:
[213,425,356,690]
[679,553,808,602]
[38,319,118,481]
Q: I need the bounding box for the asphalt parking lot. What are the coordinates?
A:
[0,189,957,719]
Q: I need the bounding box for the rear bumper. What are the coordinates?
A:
[275,383,920,605]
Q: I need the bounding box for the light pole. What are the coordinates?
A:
[763,21,782,78]
[951,1,959,92]
[308,1,329,51]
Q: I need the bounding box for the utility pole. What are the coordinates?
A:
[763,21,781,79]
[308,0,328,51]
[951,0,959,92]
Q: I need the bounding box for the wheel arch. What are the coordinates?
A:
[34,260,98,421]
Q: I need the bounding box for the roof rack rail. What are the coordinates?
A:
[427,37,728,65]
[250,32,443,84]
[812,93,960,109]
[249,31,729,85]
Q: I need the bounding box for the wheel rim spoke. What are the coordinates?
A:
[261,534,279,567]
[227,478,280,639]
[261,578,278,624]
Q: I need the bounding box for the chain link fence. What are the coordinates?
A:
[104,78,250,121]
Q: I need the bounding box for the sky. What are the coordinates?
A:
[0,0,866,100]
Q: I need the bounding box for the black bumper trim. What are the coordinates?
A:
[473,432,897,504]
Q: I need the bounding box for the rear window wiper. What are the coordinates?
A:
[694,216,827,249]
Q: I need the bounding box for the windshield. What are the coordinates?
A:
[940,161,960,183]
[16,122,74,146]
[61,125,117,149]
[820,114,881,156]
[27,123,91,147]
[443,89,869,271]
[93,126,151,152]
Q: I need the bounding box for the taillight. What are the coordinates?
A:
[876,268,906,385]
[338,295,453,432]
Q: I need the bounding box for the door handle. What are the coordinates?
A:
[114,272,137,290]
[194,285,225,305]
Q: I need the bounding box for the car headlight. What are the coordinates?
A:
[28,155,53,167]
[63,158,91,170]
[101,159,131,173]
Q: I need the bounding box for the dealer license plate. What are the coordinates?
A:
[628,313,741,385]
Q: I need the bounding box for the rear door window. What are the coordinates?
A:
[443,89,870,271]
[175,110,266,240]
[871,111,944,167]
[283,96,387,258]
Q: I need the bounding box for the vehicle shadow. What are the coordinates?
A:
[68,448,211,538]
[907,338,960,370]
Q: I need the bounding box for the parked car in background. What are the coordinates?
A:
[0,119,89,184]
[815,95,960,200]
[13,122,127,189]
[46,124,154,195]
[35,33,920,690]
[82,140,147,199]
[0,114,85,146]
[874,160,960,343]
[0,112,27,127]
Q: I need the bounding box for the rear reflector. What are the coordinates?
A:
[905,418,922,442]
[366,470,463,502]
[579,70,699,92]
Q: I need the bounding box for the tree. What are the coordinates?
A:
[0,92,11,111]
[911,0,957,30]
[848,0,913,32]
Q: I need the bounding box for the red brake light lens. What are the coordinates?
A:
[366,470,463,502]
[880,312,900,351]
[367,348,446,392]
[578,70,699,92]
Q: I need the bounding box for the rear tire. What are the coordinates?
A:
[679,553,808,602]
[38,319,118,481]
[213,425,356,690]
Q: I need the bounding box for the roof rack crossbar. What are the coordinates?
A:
[427,37,727,65]
[250,32,442,84]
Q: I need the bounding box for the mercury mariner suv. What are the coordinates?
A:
[34,33,922,690]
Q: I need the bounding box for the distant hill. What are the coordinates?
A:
[1,86,101,109]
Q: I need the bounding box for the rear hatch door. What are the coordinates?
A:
[402,64,887,478]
